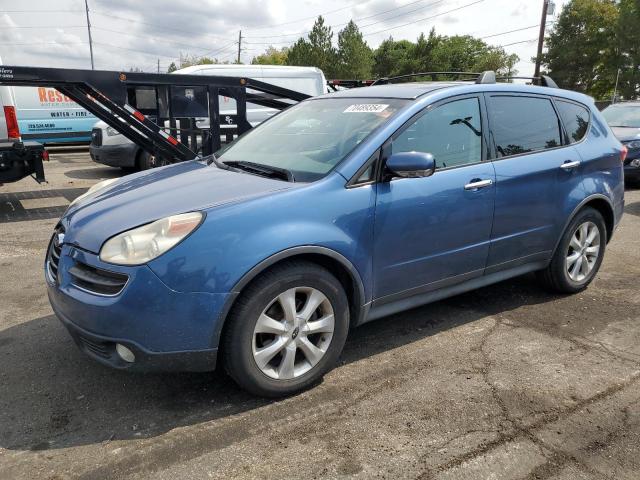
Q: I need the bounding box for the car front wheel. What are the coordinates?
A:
[222,261,349,397]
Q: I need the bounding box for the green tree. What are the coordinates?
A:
[167,62,177,73]
[542,0,619,98]
[616,0,640,99]
[336,20,373,79]
[372,38,415,77]
[286,16,338,77]
[252,46,289,65]
[410,29,442,72]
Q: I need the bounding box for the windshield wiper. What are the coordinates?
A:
[223,161,295,182]
[203,153,230,170]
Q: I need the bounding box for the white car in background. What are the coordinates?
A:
[89,64,327,170]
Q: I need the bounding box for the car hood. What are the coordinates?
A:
[61,161,297,253]
[610,126,640,142]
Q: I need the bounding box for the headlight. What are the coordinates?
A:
[70,178,118,207]
[625,140,640,149]
[106,126,120,136]
[99,212,203,265]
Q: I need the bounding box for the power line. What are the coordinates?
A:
[244,0,367,31]
[362,0,485,37]
[92,41,182,59]
[480,24,538,40]
[244,0,447,40]
[245,0,484,46]
[0,41,88,46]
[0,25,86,29]
[91,10,229,42]
[500,38,538,47]
[0,10,82,13]
[91,26,216,52]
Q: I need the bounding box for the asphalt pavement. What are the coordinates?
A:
[1,150,639,479]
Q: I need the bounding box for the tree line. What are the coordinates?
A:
[542,0,639,100]
[251,16,519,79]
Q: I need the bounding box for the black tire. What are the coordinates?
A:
[136,150,156,171]
[537,207,607,293]
[222,260,350,397]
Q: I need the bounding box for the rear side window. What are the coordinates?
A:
[555,100,590,143]
[489,96,562,158]
[392,97,483,169]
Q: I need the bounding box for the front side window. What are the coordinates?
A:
[556,100,590,143]
[489,96,562,157]
[216,97,408,182]
[392,97,483,169]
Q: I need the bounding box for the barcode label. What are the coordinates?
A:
[344,104,389,113]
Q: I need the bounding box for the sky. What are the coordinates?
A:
[0,0,570,76]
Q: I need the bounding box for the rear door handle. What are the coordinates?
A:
[464,179,493,190]
[560,160,581,170]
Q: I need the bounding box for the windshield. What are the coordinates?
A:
[216,97,408,182]
[602,104,640,128]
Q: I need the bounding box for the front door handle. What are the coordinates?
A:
[464,179,493,191]
[560,160,581,170]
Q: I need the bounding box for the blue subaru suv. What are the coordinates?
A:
[46,73,625,396]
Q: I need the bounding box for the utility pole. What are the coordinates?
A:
[534,0,550,79]
[84,0,95,70]
[157,58,160,73]
[612,68,621,104]
[237,30,242,64]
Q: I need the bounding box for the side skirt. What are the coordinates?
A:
[364,260,548,324]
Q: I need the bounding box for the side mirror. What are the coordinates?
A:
[385,151,435,179]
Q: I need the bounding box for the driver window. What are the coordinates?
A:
[392,98,483,169]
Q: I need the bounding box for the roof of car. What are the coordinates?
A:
[321,82,467,99]
[318,81,593,103]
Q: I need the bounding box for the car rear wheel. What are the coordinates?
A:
[222,261,349,397]
[537,207,606,293]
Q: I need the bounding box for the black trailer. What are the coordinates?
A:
[0,65,311,184]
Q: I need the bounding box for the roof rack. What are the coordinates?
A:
[495,75,558,88]
[327,79,376,91]
[367,70,559,89]
[371,72,483,86]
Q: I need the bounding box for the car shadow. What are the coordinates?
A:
[64,167,127,180]
[624,199,640,218]
[0,274,562,452]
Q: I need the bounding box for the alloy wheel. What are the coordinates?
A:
[252,287,335,380]
[566,221,600,282]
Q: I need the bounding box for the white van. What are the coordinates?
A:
[13,86,96,144]
[89,64,327,170]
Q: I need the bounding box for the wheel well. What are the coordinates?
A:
[225,253,364,331]
[583,198,614,242]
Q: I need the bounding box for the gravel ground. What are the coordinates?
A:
[1,150,639,480]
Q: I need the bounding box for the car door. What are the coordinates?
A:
[485,93,584,272]
[373,95,496,301]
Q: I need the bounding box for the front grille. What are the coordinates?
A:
[46,227,64,284]
[68,262,128,296]
[91,128,102,147]
[78,335,111,359]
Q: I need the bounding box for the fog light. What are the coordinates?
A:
[631,159,640,167]
[116,343,135,363]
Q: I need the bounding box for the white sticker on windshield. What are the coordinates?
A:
[344,104,389,113]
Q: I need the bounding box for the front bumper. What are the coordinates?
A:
[53,301,218,371]
[89,142,138,168]
[47,244,231,372]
